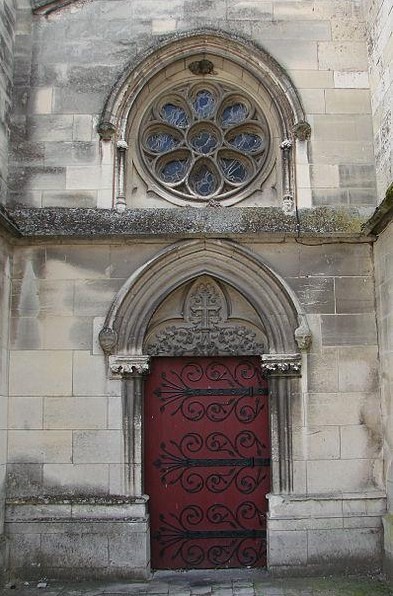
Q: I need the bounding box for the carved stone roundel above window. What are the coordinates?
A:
[138,82,270,204]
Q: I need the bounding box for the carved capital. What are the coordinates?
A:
[97,121,117,141]
[261,353,301,376]
[109,355,151,378]
[292,120,312,142]
[99,326,118,354]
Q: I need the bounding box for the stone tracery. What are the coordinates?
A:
[139,82,270,203]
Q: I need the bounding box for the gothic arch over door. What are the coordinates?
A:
[99,239,311,549]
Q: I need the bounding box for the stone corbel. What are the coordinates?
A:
[294,314,312,351]
[97,120,117,141]
[261,353,301,376]
[109,355,151,378]
[292,120,312,142]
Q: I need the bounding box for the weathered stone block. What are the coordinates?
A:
[268,529,308,566]
[341,426,382,459]
[109,530,149,567]
[307,350,339,393]
[42,190,98,207]
[6,463,43,499]
[9,350,73,396]
[286,277,335,314]
[307,459,378,493]
[334,71,369,88]
[321,314,377,346]
[305,393,378,426]
[8,430,72,464]
[73,430,122,464]
[318,42,368,71]
[45,246,110,280]
[73,279,124,316]
[299,244,372,277]
[66,165,113,190]
[337,347,378,392]
[325,89,371,114]
[44,142,98,167]
[41,532,109,567]
[72,352,121,397]
[292,426,340,461]
[307,528,381,569]
[255,40,318,70]
[44,397,107,430]
[335,277,374,313]
[339,164,376,188]
[28,115,74,142]
[227,1,272,20]
[43,463,109,495]
[8,397,43,430]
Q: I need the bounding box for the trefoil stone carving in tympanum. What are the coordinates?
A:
[145,278,266,357]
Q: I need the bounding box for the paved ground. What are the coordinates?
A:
[2,570,393,596]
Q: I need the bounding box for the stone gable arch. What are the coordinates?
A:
[99,240,311,497]
[99,239,310,360]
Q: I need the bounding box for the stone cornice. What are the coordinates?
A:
[0,206,374,241]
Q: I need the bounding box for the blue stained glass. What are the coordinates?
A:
[161,104,188,128]
[160,159,188,183]
[146,133,179,153]
[221,103,248,127]
[229,132,263,153]
[193,90,216,119]
[190,165,217,196]
[190,130,219,154]
[220,158,248,183]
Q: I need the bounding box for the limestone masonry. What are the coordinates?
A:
[0,0,392,583]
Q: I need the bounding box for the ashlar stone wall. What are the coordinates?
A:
[0,0,15,206]
[8,0,377,210]
[0,235,11,582]
[363,0,392,203]
[5,238,385,576]
[375,223,393,576]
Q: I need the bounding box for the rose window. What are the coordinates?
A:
[139,82,270,203]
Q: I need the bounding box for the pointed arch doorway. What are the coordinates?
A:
[99,239,310,573]
[143,275,271,569]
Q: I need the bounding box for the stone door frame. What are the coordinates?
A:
[99,239,311,502]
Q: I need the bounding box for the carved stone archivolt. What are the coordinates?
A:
[144,276,266,357]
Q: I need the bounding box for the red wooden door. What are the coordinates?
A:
[144,356,270,569]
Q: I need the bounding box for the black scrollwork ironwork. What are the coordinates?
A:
[154,431,269,494]
[154,502,267,567]
[154,361,267,423]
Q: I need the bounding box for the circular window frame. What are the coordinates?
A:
[129,75,277,207]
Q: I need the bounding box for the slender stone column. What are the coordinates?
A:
[261,353,301,494]
[115,139,128,213]
[109,355,151,496]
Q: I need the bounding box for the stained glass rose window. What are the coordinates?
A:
[139,82,270,203]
